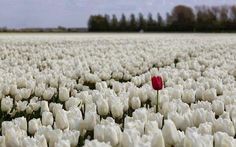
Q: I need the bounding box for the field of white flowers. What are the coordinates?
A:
[0,33,236,147]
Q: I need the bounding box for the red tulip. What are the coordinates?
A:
[151,76,163,91]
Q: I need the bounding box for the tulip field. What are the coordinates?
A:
[0,33,236,147]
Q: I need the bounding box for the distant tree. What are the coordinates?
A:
[231,5,236,22]
[119,14,128,31]
[138,13,147,31]
[157,13,164,31]
[88,15,107,31]
[146,13,156,31]
[104,14,110,31]
[230,5,236,30]
[129,14,138,32]
[170,5,195,31]
[195,6,218,31]
[111,14,119,31]
[157,13,164,26]
[87,4,236,32]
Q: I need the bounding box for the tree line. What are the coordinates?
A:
[88,5,236,32]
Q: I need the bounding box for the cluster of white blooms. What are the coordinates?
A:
[0,33,236,146]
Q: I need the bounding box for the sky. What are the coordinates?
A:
[0,0,235,28]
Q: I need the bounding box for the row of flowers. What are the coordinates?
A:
[0,34,235,146]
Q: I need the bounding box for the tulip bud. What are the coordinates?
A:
[130,97,141,110]
[212,100,224,116]
[5,128,20,147]
[28,118,42,135]
[55,109,69,130]
[10,84,17,96]
[35,85,45,97]
[2,85,10,96]
[65,97,81,111]
[13,117,27,131]
[151,130,165,147]
[1,96,13,113]
[41,101,49,114]
[162,119,180,146]
[97,98,109,116]
[151,76,163,91]
[111,101,123,119]
[55,139,70,147]
[17,77,27,88]
[42,111,54,126]
[42,88,55,100]
[16,101,28,112]
[202,88,216,102]
[80,111,97,131]
[182,89,195,104]
[59,87,69,102]
[21,88,31,100]
[0,136,5,147]
[62,130,80,147]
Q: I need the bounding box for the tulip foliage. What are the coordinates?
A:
[0,34,235,146]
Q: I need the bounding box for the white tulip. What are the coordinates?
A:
[195,86,204,100]
[48,129,63,147]
[184,131,213,147]
[133,108,148,122]
[145,121,159,134]
[151,129,165,147]
[2,85,10,96]
[111,101,123,119]
[1,96,13,113]
[55,109,69,130]
[67,107,83,130]
[50,77,59,88]
[59,87,70,102]
[42,111,54,126]
[162,119,180,146]
[35,85,45,97]
[28,101,40,112]
[22,137,38,147]
[55,139,70,147]
[17,77,27,88]
[42,88,54,100]
[35,135,47,147]
[5,128,20,147]
[21,88,31,99]
[13,117,27,131]
[212,100,224,116]
[97,98,109,116]
[213,118,235,137]
[103,126,119,146]
[122,129,140,147]
[34,125,53,142]
[84,139,112,147]
[202,88,216,102]
[130,97,141,110]
[10,84,17,96]
[65,97,81,110]
[40,101,49,114]
[62,130,80,147]
[28,118,42,135]
[182,89,195,104]
[15,92,23,101]
[0,136,6,147]
[16,101,28,112]
[214,132,235,147]
[138,88,148,103]
[1,121,15,135]
[198,122,212,135]
[80,111,97,131]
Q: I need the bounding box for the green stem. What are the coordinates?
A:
[156,90,159,113]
